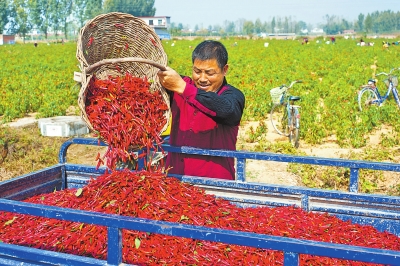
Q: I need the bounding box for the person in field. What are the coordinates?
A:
[157,40,245,180]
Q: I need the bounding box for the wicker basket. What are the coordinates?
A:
[76,12,170,134]
[270,86,287,104]
[383,79,390,88]
[392,76,398,87]
[383,76,398,88]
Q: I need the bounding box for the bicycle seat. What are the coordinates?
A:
[289,96,301,101]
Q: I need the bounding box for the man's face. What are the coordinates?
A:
[192,58,228,92]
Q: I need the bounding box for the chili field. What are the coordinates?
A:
[1,38,400,148]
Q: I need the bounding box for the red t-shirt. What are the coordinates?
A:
[166,77,245,180]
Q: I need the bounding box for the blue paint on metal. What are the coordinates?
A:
[301,194,309,211]
[58,138,107,164]
[0,165,62,200]
[349,168,359,192]
[107,227,122,265]
[0,199,400,265]
[0,241,109,265]
[236,157,246,182]
[284,252,299,266]
[60,138,400,190]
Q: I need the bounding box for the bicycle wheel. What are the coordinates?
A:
[289,108,300,148]
[358,88,379,111]
[270,103,289,136]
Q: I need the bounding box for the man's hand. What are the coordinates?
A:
[157,67,186,94]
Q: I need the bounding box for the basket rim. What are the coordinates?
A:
[76,12,167,73]
[76,12,170,136]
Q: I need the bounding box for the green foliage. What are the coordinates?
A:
[104,0,156,16]
[2,39,400,150]
[245,120,268,143]
[0,42,78,122]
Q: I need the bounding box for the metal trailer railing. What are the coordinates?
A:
[0,137,399,265]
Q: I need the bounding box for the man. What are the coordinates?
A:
[157,40,245,180]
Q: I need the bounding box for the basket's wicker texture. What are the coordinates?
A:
[270,86,287,104]
[392,76,398,87]
[384,79,390,88]
[76,12,170,134]
[383,77,398,88]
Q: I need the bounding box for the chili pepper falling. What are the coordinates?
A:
[85,73,169,170]
[0,169,399,265]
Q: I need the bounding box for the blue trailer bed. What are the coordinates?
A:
[0,137,399,265]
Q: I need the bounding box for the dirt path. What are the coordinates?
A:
[236,120,392,186]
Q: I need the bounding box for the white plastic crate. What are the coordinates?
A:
[38,116,89,137]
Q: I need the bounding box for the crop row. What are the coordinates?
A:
[0,38,399,148]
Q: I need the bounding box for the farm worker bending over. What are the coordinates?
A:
[157,40,245,180]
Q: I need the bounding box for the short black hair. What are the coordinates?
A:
[192,40,228,70]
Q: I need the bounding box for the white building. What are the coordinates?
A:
[139,16,171,40]
[311,28,324,35]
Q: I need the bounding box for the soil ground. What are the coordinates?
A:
[237,120,400,189]
[1,114,399,191]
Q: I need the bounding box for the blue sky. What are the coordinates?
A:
[154,0,399,29]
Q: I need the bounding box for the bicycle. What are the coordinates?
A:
[269,80,303,148]
[358,67,400,111]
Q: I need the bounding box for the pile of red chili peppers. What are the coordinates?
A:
[85,73,168,170]
[0,169,399,265]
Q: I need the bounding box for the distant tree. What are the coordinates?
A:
[0,0,8,34]
[242,20,254,35]
[297,20,307,31]
[85,0,104,20]
[378,10,396,33]
[104,0,155,16]
[283,17,289,33]
[364,13,373,33]
[261,21,269,33]
[59,0,73,39]
[213,24,221,34]
[235,18,245,34]
[396,12,400,31]
[73,0,91,28]
[340,18,351,33]
[275,17,282,32]
[271,17,275,33]
[29,0,50,38]
[356,13,365,32]
[322,14,342,34]
[48,0,62,39]
[223,20,235,36]
[9,0,32,41]
[254,18,262,34]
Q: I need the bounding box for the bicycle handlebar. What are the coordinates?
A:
[287,80,303,89]
[376,67,399,76]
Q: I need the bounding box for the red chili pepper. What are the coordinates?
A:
[87,37,94,47]
[150,38,157,47]
[85,73,168,170]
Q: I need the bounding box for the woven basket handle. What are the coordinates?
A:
[85,57,167,74]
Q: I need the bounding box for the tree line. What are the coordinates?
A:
[1,0,399,41]
[170,10,400,37]
[0,0,155,40]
